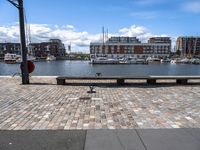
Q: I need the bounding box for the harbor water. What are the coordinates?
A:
[1,60,200,76]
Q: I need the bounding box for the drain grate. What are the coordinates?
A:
[79,97,91,100]
[68,97,102,101]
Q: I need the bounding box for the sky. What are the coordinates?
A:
[0,0,200,52]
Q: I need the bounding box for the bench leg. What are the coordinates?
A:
[57,79,65,85]
[117,79,125,85]
[176,79,187,84]
[147,79,156,84]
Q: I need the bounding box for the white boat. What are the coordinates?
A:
[190,58,200,64]
[28,55,36,61]
[146,56,161,63]
[4,53,17,64]
[119,57,129,64]
[161,58,171,63]
[180,58,190,64]
[15,55,37,63]
[90,57,119,64]
[136,58,147,64]
[171,58,182,64]
[126,57,147,64]
[46,55,56,61]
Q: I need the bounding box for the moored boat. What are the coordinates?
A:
[4,53,17,64]
[46,55,56,61]
[190,58,200,64]
[146,56,161,63]
[90,57,119,64]
[161,58,171,63]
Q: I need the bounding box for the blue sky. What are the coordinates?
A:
[0,0,200,52]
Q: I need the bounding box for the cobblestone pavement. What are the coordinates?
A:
[0,77,200,130]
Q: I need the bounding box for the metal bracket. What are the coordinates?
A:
[88,85,96,93]
[7,0,19,9]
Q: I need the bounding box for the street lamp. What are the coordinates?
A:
[7,0,29,84]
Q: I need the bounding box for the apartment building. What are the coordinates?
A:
[0,43,21,59]
[28,39,66,58]
[176,37,200,56]
[90,37,171,59]
[0,39,66,59]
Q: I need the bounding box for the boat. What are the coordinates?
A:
[180,58,190,64]
[27,55,36,61]
[107,58,119,64]
[4,53,17,64]
[127,57,137,64]
[161,58,171,63]
[136,58,148,64]
[46,55,56,61]
[190,58,200,64]
[171,58,182,64]
[119,57,129,64]
[14,55,37,63]
[146,56,161,63]
[90,57,119,64]
[16,55,22,63]
[126,57,147,64]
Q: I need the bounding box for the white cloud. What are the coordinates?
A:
[182,1,200,13]
[0,23,174,52]
[119,25,148,37]
[0,24,100,52]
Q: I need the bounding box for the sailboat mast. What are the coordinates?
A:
[194,37,197,56]
[102,26,105,46]
[102,27,105,57]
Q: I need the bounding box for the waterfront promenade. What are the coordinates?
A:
[0,76,200,130]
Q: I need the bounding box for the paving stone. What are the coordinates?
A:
[0,77,200,129]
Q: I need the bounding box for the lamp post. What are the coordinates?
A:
[7,0,29,84]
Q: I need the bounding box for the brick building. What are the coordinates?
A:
[90,37,171,59]
[0,39,66,59]
[176,37,200,57]
[29,39,66,58]
[0,43,21,59]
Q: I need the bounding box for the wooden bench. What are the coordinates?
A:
[149,76,200,84]
[56,76,200,85]
[56,76,149,85]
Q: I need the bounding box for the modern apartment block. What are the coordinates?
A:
[90,37,171,59]
[176,37,200,56]
[29,39,66,58]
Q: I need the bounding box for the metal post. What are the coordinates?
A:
[18,0,29,84]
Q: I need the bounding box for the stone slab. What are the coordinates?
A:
[84,129,145,150]
[183,128,200,141]
[137,129,200,150]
